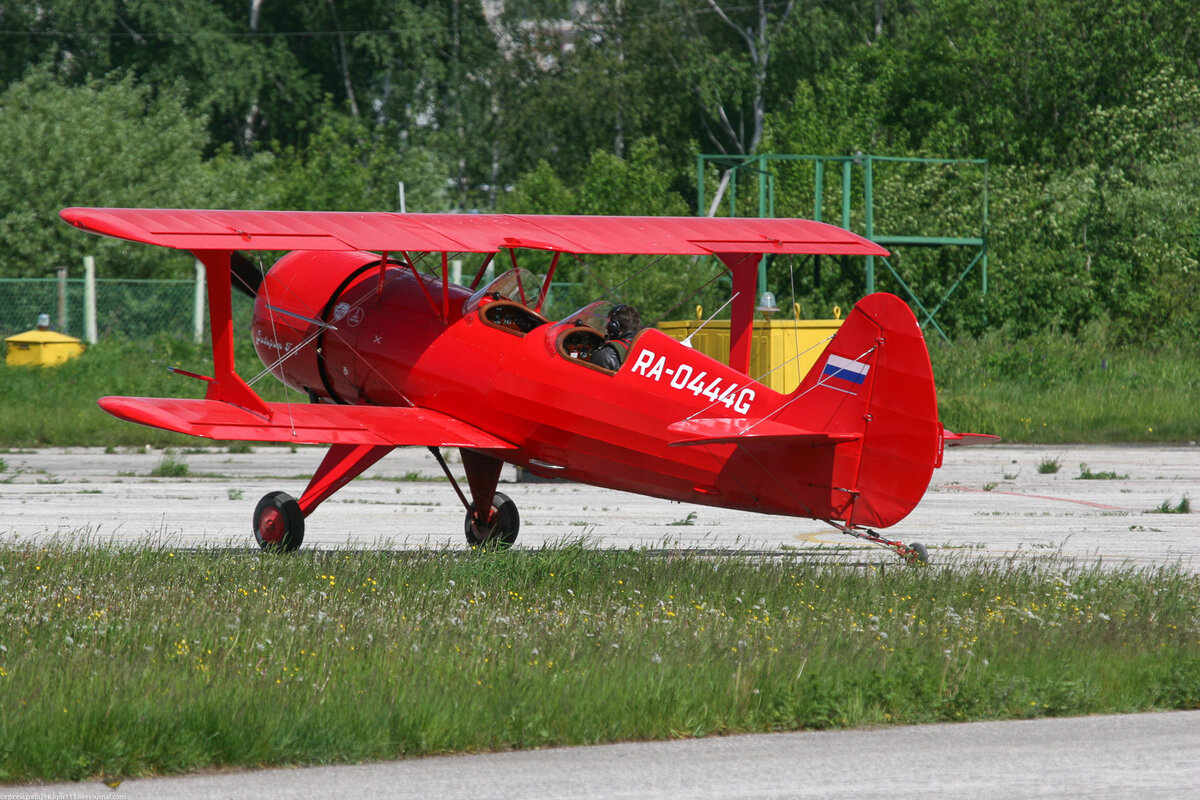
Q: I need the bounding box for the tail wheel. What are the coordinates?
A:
[834,524,929,566]
[464,491,519,549]
[903,542,930,566]
[254,491,305,552]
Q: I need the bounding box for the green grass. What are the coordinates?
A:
[1076,463,1128,480]
[931,329,1200,442]
[1,540,1197,783]
[1151,496,1191,514]
[148,451,189,478]
[0,336,292,448]
[1036,458,1061,474]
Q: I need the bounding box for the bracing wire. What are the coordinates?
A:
[567,252,670,308]
[649,262,729,328]
[255,254,297,437]
[244,257,416,409]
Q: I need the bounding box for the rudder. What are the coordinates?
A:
[774,292,940,528]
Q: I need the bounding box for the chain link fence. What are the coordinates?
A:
[0,277,254,341]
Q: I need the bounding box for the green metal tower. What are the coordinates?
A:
[696,153,989,342]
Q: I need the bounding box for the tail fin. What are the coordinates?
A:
[773,292,941,528]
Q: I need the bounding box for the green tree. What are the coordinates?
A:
[575,138,690,217]
[262,109,450,213]
[1080,68,1200,341]
[271,0,506,209]
[0,70,270,278]
[498,160,575,214]
[0,0,318,152]
[871,0,1200,165]
[490,1,695,188]
[554,138,719,317]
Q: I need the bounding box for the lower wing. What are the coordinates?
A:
[98,396,515,449]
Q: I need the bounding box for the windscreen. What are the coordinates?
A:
[552,300,616,333]
[463,268,544,315]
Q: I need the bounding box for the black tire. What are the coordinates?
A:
[464,491,520,549]
[253,491,305,552]
[906,542,929,566]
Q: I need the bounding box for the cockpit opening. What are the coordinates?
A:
[464,268,545,313]
[552,300,643,374]
[464,268,549,335]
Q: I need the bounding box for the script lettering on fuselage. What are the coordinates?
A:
[629,348,756,414]
[254,330,291,353]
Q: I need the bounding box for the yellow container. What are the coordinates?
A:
[657,312,842,394]
[5,329,86,367]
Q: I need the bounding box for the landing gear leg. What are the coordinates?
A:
[464,491,520,548]
[252,443,393,552]
[431,447,520,549]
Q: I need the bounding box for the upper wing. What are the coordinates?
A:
[98,396,516,449]
[60,208,888,257]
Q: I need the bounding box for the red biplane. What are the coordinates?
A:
[61,208,989,562]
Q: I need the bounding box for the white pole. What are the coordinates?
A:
[83,256,98,344]
[56,267,68,333]
[450,258,462,286]
[193,259,206,344]
[398,181,406,213]
[706,170,733,217]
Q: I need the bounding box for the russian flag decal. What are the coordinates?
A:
[822,354,870,385]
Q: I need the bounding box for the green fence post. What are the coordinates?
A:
[813,160,824,222]
[863,155,875,295]
[841,160,851,229]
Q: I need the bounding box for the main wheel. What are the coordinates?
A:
[464,491,519,549]
[253,491,305,552]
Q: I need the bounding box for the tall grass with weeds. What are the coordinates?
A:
[1036,457,1061,474]
[1077,463,1128,480]
[1151,496,1191,514]
[148,450,189,478]
[932,326,1200,442]
[1,539,1197,783]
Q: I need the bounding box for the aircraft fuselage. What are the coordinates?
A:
[250,249,862,522]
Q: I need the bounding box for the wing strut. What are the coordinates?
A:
[535,252,561,314]
[716,251,762,376]
[430,446,472,512]
[400,250,444,322]
[442,252,451,319]
[469,253,496,290]
[194,249,272,418]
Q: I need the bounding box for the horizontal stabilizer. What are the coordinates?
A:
[944,431,1001,447]
[98,396,516,449]
[667,417,861,448]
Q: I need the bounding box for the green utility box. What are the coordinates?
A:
[657,307,842,394]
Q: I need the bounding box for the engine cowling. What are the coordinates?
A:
[250,250,372,401]
[250,250,473,405]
